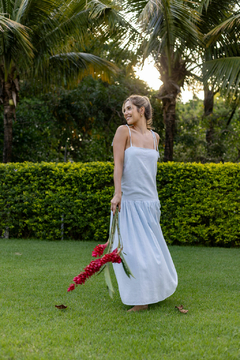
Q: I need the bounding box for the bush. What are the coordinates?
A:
[0,162,114,241]
[0,162,239,246]
[157,162,240,247]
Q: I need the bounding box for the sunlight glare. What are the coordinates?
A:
[135,60,204,103]
[135,60,162,91]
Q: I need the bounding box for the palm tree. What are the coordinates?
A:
[0,0,130,163]
[124,0,202,161]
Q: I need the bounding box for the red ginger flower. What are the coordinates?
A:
[68,248,121,292]
[84,259,102,277]
[73,272,87,285]
[67,283,75,292]
[101,249,121,265]
[92,241,109,257]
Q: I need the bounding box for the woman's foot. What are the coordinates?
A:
[127,305,148,312]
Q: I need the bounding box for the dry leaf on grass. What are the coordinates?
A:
[15,253,22,256]
[55,304,67,309]
[175,305,188,313]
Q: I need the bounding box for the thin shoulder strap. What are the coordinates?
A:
[126,124,132,147]
[151,130,158,151]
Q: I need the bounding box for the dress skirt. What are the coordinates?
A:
[112,199,178,306]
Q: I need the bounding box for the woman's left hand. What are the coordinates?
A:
[111,193,122,216]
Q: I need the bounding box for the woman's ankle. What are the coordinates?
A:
[127,305,148,312]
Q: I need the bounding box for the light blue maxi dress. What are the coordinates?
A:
[112,125,178,306]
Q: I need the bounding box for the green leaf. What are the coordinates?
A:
[104,263,114,298]
[120,253,135,279]
[96,263,106,275]
[108,208,118,252]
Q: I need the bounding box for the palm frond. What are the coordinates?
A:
[197,0,217,14]
[85,0,140,46]
[50,52,118,71]
[121,0,148,20]
[0,0,136,92]
[197,0,236,29]
[205,11,240,45]
[0,13,29,38]
[28,51,119,89]
[86,0,121,19]
[8,0,61,27]
[203,57,240,96]
[31,0,138,69]
[138,0,201,64]
[0,13,33,71]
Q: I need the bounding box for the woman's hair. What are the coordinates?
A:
[122,95,153,128]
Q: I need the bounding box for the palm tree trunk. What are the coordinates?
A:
[3,81,16,163]
[204,85,215,156]
[156,55,182,162]
[162,96,176,162]
[2,70,19,163]
[204,85,214,116]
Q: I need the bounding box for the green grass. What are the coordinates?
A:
[0,239,239,360]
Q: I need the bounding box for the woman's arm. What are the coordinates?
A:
[111,126,128,215]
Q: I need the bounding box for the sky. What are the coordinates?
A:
[135,59,204,103]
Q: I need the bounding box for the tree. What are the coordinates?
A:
[0,71,163,163]
[124,0,202,161]
[194,0,238,155]
[0,0,131,163]
[174,96,240,163]
[196,0,235,113]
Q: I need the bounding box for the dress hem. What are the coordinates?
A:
[121,287,177,306]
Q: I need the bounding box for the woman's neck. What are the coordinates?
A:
[131,119,148,134]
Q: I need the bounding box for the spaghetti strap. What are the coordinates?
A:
[126,124,132,147]
[151,130,158,151]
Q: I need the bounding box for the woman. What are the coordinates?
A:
[111,95,178,312]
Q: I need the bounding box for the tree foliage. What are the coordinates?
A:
[0,0,135,162]
[173,96,240,163]
[0,0,239,164]
[0,74,163,162]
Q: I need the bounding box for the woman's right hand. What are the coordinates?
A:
[111,193,122,216]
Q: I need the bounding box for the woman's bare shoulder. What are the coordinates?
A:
[114,125,129,140]
[113,125,129,149]
[115,125,128,135]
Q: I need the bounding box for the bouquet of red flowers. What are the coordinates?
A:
[67,208,133,297]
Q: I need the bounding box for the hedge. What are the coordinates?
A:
[0,162,239,246]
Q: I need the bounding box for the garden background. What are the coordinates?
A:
[0,0,239,359]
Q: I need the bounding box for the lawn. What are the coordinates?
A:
[0,239,239,360]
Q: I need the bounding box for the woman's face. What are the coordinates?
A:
[123,100,141,125]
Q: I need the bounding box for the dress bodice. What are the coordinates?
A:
[121,145,159,201]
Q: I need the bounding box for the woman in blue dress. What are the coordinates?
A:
[111,95,178,312]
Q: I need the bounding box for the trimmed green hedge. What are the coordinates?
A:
[0,162,239,246]
[157,163,240,247]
